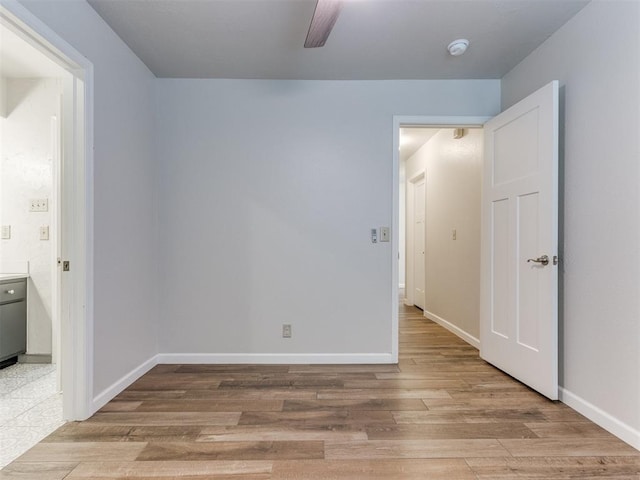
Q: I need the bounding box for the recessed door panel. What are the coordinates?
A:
[493,108,539,186]
[491,198,510,338]
[517,192,540,352]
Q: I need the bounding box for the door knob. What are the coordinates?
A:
[527,255,549,266]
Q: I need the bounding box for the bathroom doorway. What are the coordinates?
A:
[0,21,69,467]
[0,2,94,465]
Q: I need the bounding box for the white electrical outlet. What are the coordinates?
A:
[282,324,292,338]
[380,226,390,242]
[1,225,10,239]
[30,199,48,212]
[40,226,50,241]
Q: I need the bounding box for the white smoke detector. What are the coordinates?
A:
[448,39,469,56]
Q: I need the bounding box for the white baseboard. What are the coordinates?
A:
[18,354,52,364]
[88,352,395,414]
[559,387,640,451]
[423,309,480,350]
[157,353,396,365]
[92,354,158,412]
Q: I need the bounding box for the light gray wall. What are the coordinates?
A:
[405,128,482,342]
[156,79,500,357]
[19,0,159,396]
[502,0,640,443]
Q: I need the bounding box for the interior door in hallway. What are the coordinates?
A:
[480,81,559,400]
[413,177,426,310]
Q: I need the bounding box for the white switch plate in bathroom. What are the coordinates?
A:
[1,225,10,239]
[30,199,48,212]
[380,227,390,242]
[40,226,49,240]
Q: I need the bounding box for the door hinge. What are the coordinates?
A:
[62,261,70,272]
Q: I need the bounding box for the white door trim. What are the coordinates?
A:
[1,1,95,420]
[392,116,490,363]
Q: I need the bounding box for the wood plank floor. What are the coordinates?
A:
[3,304,639,479]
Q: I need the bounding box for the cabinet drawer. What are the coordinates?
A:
[0,280,26,303]
[0,301,27,361]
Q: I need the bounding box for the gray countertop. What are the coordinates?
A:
[0,274,29,281]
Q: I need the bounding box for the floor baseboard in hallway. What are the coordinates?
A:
[2,304,638,478]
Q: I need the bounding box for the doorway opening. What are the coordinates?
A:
[391,116,489,362]
[0,23,67,466]
[0,1,94,465]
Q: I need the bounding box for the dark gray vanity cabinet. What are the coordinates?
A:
[0,278,27,362]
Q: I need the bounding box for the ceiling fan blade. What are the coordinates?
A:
[304,0,343,48]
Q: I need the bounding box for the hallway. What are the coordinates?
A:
[2,304,638,478]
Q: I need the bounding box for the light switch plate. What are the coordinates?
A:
[40,226,50,241]
[30,199,48,212]
[380,227,390,242]
[1,225,10,239]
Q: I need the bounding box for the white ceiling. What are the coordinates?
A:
[0,24,66,78]
[87,0,589,80]
[400,128,439,163]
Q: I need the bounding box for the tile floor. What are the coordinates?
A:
[0,363,64,468]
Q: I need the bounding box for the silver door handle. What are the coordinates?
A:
[527,255,549,266]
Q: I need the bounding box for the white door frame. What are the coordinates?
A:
[405,170,425,308]
[391,116,490,362]
[1,1,94,420]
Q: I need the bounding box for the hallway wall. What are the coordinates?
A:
[405,128,482,344]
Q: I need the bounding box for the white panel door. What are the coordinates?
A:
[413,178,426,310]
[481,81,559,400]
